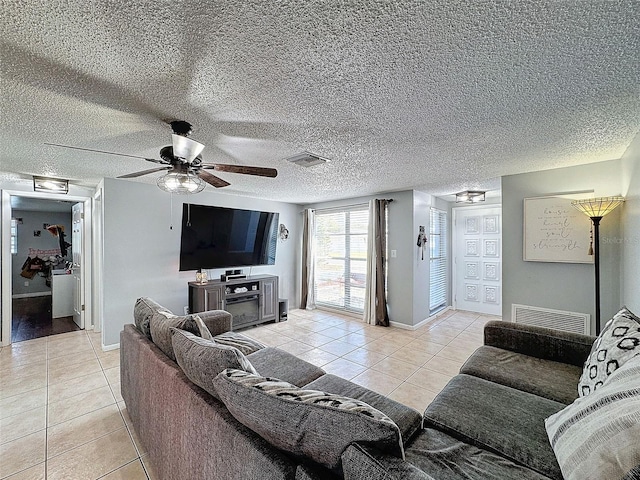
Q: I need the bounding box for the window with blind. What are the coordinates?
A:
[429,208,447,313]
[314,205,369,313]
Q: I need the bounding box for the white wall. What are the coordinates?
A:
[501,159,625,332]
[102,178,301,346]
[12,209,72,295]
[621,134,640,314]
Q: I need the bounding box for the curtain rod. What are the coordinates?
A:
[300,198,393,213]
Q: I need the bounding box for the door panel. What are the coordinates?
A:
[72,202,84,328]
[454,206,502,315]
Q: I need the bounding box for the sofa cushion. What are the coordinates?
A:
[460,345,582,404]
[149,311,210,361]
[304,373,423,444]
[214,331,266,355]
[247,347,325,387]
[134,297,172,339]
[171,329,258,399]
[342,443,434,480]
[578,306,640,397]
[423,374,565,480]
[545,354,640,480]
[213,369,404,470]
[404,428,550,480]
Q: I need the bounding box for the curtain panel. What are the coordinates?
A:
[363,199,390,326]
[300,208,316,310]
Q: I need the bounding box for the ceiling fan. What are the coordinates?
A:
[45,120,278,194]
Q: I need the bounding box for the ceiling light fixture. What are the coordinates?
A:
[33,176,69,194]
[156,171,206,194]
[455,190,485,203]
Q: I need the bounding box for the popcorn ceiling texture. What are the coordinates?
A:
[1,1,638,203]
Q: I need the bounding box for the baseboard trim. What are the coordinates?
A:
[101,342,119,352]
[390,306,453,331]
[12,292,52,298]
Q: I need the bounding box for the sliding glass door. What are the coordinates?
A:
[314,206,369,313]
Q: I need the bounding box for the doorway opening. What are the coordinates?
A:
[1,190,93,346]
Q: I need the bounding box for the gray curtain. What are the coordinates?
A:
[300,209,316,310]
[364,199,390,326]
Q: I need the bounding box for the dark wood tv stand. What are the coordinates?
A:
[188,275,279,330]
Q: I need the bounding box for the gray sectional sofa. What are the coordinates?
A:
[121,299,596,480]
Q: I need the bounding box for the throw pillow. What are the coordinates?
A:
[133,297,172,339]
[578,306,640,397]
[213,331,266,355]
[545,354,640,480]
[213,369,404,470]
[149,311,210,361]
[171,329,258,400]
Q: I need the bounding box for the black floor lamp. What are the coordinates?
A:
[571,196,624,334]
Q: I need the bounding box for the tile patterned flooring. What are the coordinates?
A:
[0,308,498,479]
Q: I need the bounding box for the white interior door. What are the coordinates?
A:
[453,206,502,316]
[72,202,84,328]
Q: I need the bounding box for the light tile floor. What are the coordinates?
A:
[0,308,498,479]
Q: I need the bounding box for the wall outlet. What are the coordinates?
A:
[390,250,397,258]
[24,281,29,286]
[183,306,190,315]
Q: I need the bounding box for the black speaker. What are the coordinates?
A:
[278,299,288,322]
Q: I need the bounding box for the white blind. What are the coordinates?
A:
[429,208,447,313]
[10,218,18,255]
[313,205,369,313]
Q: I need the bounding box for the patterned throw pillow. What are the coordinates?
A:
[545,354,640,480]
[171,329,258,400]
[578,306,640,397]
[213,369,404,470]
[213,331,266,355]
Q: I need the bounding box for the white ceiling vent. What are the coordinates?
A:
[286,151,328,168]
[511,304,590,335]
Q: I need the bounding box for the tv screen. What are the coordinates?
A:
[179,203,279,271]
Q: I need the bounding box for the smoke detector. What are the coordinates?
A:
[286,151,329,167]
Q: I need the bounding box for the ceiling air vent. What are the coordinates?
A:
[286,151,328,168]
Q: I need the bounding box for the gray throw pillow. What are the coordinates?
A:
[578,306,640,396]
[546,354,640,480]
[133,297,172,339]
[149,311,210,361]
[213,369,404,470]
[171,329,258,400]
[213,331,266,355]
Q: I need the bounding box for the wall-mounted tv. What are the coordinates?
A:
[179,203,279,271]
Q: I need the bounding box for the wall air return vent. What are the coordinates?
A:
[286,151,328,167]
[511,304,590,335]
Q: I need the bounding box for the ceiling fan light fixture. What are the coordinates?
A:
[455,190,486,203]
[33,176,69,194]
[171,134,205,163]
[157,171,205,194]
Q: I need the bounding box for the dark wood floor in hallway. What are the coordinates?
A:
[11,296,81,343]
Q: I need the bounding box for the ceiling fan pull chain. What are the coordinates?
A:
[169,193,173,230]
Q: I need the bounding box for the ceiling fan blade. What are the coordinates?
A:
[198,170,231,188]
[45,143,168,164]
[118,167,172,178]
[202,164,278,178]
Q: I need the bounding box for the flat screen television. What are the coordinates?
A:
[179,203,279,271]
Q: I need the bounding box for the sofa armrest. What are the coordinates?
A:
[484,321,595,367]
[197,310,232,336]
[342,444,434,480]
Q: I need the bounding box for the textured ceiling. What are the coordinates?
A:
[1,1,638,203]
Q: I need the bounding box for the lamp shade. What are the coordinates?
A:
[571,196,624,218]
[172,134,205,163]
[157,171,205,194]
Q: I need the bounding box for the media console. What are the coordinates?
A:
[188,274,279,330]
